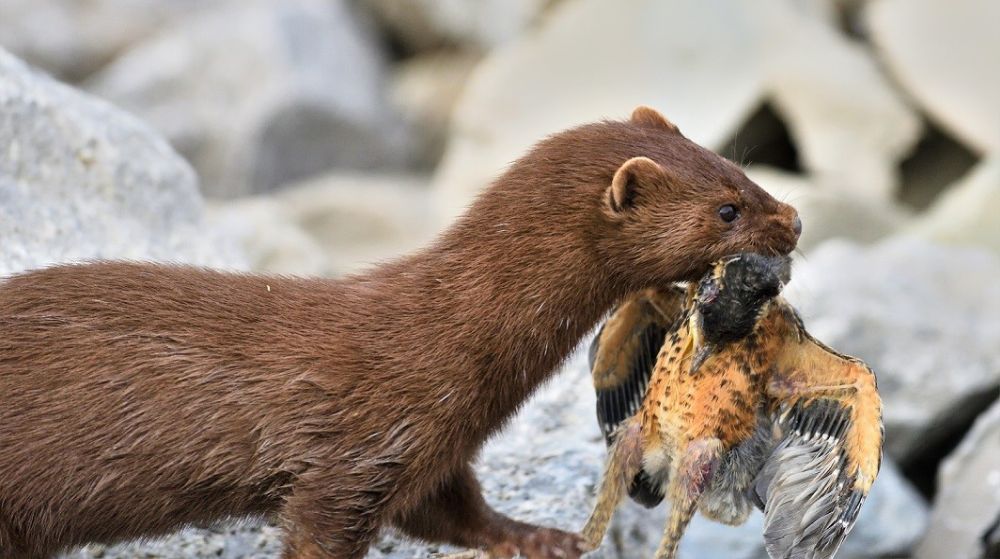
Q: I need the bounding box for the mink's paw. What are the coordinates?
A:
[493,527,587,559]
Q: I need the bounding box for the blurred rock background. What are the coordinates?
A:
[0,0,997,557]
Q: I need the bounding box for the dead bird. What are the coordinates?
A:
[583,253,883,559]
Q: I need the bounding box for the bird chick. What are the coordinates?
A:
[583,254,882,559]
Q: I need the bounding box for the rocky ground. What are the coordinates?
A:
[1,0,998,558]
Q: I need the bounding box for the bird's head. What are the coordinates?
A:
[688,253,791,372]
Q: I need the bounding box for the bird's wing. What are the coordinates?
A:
[590,287,686,444]
[753,310,883,559]
[590,287,687,509]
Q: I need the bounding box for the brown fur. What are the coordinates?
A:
[0,107,799,559]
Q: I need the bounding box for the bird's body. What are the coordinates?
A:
[582,255,882,559]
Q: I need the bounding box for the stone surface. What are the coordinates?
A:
[760,0,920,202]
[907,158,1000,254]
[915,399,1000,559]
[865,0,1000,155]
[88,0,409,198]
[784,237,1000,462]
[0,46,244,278]
[432,0,918,223]
[0,0,216,81]
[363,0,548,52]
[210,173,435,277]
[748,166,910,250]
[390,50,481,167]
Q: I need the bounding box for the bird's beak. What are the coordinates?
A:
[690,344,715,374]
[687,313,713,374]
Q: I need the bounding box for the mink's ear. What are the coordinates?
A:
[630,105,680,134]
[606,156,666,214]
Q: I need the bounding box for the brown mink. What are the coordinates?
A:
[0,106,800,559]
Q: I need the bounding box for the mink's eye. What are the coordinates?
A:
[718,204,740,223]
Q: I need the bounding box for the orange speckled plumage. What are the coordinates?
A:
[583,255,883,559]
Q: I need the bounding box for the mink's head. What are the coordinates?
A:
[694,253,791,345]
[593,106,801,286]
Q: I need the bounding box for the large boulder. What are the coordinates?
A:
[432,0,918,222]
[784,237,1000,463]
[915,399,1000,559]
[88,0,410,198]
[748,166,910,250]
[907,158,1000,254]
[0,0,217,81]
[0,47,243,277]
[389,50,482,167]
[210,173,436,277]
[362,0,549,52]
[865,0,1000,155]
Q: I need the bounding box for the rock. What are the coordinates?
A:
[907,158,1000,254]
[915,399,1000,559]
[362,0,548,52]
[678,460,927,559]
[0,47,244,278]
[0,0,216,81]
[88,0,410,198]
[432,0,918,223]
[748,166,910,250]
[208,197,332,277]
[390,50,481,167]
[210,173,435,277]
[759,0,921,202]
[865,0,1000,155]
[62,524,283,559]
[783,237,1000,463]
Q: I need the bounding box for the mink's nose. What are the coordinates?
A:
[791,215,802,238]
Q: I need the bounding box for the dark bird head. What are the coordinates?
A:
[689,253,791,372]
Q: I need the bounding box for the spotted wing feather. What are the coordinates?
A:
[590,288,685,508]
[754,325,883,559]
[590,288,684,444]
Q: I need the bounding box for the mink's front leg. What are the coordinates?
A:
[393,463,585,559]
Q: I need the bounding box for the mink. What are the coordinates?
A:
[0,106,800,559]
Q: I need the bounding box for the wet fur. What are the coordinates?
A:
[0,108,799,558]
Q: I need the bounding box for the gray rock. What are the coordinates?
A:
[784,237,1000,463]
[749,166,911,251]
[208,172,435,277]
[88,0,410,198]
[865,0,1000,155]
[915,399,1000,559]
[362,0,547,52]
[431,0,918,224]
[908,157,1000,255]
[0,0,217,81]
[0,46,244,277]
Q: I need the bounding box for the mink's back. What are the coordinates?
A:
[0,261,413,554]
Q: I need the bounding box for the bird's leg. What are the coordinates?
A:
[655,438,723,559]
[581,419,645,551]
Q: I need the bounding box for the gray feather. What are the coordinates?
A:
[755,401,866,559]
